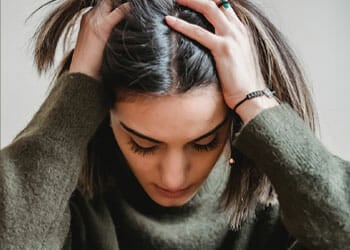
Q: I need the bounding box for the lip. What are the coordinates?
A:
[155,185,191,198]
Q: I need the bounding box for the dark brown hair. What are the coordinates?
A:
[33,0,317,229]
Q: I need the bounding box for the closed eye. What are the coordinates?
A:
[129,135,220,156]
[128,139,158,156]
[192,136,219,152]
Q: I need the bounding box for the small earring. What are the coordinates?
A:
[229,145,235,167]
[229,157,235,166]
[229,146,242,167]
[229,110,243,167]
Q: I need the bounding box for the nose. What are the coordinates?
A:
[159,149,188,191]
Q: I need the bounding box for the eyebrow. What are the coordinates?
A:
[119,114,229,144]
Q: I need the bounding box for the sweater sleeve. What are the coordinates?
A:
[0,73,107,249]
[234,104,350,250]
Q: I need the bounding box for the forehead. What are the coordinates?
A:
[111,85,227,142]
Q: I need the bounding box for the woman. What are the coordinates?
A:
[0,0,349,249]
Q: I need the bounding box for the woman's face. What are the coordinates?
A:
[110,84,230,207]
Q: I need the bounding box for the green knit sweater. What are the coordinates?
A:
[0,73,349,250]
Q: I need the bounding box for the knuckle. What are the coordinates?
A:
[206,1,218,15]
[241,28,252,44]
[220,39,234,54]
[238,23,248,35]
[81,11,93,25]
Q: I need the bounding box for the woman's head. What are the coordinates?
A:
[110,84,230,207]
[33,0,317,228]
[100,0,229,207]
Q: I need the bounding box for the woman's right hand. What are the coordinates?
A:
[69,0,130,80]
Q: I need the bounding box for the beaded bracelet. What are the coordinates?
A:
[229,88,275,167]
[232,88,275,113]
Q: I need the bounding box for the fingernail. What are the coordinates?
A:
[165,16,177,24]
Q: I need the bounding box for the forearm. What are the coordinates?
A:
[0,73,107,249]
[13,73,106,145]
[234,104,350,250]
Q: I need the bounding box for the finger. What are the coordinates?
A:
[165,16,219,51]
[175,0,230,34]
[98,0,113,14]
[215,0,242,24]
[105,3,130,29]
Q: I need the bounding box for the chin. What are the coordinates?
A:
[153,198,190,207]
[142,184,201,207]
[150,192,197,207]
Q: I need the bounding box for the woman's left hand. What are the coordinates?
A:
[165,0,278,122]
[70,0,130,80]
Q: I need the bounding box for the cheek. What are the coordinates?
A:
[188,142,228,181]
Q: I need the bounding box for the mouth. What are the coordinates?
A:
[155,185,192,199]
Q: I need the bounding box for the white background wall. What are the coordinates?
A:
[1,1,349,160]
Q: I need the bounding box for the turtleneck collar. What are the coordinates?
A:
[105,144,233,249]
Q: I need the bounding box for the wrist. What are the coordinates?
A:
[69,66,101,81]
[236,96,279,124]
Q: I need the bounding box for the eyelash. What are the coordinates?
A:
[128,136,220,156]
[128,140,157,156]
[192,136,219,152]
